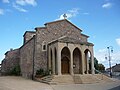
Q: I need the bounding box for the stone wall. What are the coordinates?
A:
[34,27,48,73]
[20,37,35,79]
[23,31,36,44]
[45,20,87,42]
[1,49,20,75]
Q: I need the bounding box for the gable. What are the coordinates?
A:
[35,19,90,44]
[45,19,82,32]
[44,19,83,41]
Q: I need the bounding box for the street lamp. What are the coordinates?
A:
[105,46,113,78]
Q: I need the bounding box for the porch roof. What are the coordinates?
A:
[48,36,94,46]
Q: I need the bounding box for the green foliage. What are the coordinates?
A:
[98,63,105,72]
[89,57,99,70]
[36,68,50,76]
[36,68,44,75]
[94,57,98,70]
[89,57,105,73]
[9,65,21,76]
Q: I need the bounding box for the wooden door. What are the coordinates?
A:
[61,57,69,74]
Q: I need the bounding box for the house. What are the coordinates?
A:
[1,19,95,79]
[112,64,120,76]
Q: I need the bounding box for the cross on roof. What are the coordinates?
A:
[63,14,67,19]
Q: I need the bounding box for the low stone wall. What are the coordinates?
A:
[1,49,20,75]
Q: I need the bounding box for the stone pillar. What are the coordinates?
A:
[81,51,85,74]
[70,51,74,75]
[57,46,61,75]
[48,48,51,70]
[86,54,89,74]
[52,48,55,74]
[91,49,95,74]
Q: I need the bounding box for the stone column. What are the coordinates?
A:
[81,51,85,74]
[70,51,74,75]
[91,49,95,74]
[52,48,55,74]
[86,54,89,74]
[57,45,61,75]
[48,47,51,70]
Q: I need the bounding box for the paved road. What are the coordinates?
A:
[0,76,53,90]
[0,76,120,90]
[51,82,120,90]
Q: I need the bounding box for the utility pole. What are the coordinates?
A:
[105,46,113,78]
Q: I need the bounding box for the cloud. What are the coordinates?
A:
[95,48,120,68]
[57,8,79,20]
[102,2,112,9]
[0,9,4,15]
[116,38,120,46]
[98,49,106,53]
[13,3,28,12]
[16,0,37,6]
[2,0,10,3]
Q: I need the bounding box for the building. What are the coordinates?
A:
[112,64,120,76]
[1,49,20,75]
[1,19,94,79]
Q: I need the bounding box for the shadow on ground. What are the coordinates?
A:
[109,85,120,90]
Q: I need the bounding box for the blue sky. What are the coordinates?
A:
[0,0,120,68]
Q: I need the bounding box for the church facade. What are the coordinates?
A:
[1,19,94,79]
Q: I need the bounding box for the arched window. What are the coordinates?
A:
[42,41,47,51]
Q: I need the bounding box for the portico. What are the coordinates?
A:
[48,36,94,76]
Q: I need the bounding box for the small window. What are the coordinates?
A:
[42,41,47,51]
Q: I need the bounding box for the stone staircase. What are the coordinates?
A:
[35,74,116,85]
[77,74,101,84]
[35,75,54,84]
[51,75,74,84]
[73,74,82,84]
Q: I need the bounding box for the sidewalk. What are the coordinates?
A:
[0,76,120,90]
[0,76,53,90]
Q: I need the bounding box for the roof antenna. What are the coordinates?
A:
[63,14,67,19]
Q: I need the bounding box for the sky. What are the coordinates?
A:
[0,0,120,68]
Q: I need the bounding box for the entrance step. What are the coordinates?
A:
[51,75,74,84]
[73,74,82,84]
[35,75,54,84]
[79,74,100,84]
[35,74,116,84]
[93,74,115,83]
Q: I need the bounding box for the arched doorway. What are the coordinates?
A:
[61,47,70,74]
[73,48,82,74]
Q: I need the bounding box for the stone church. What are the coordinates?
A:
[1,19,94,79]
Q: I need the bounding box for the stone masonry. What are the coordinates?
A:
[1,49,20,75]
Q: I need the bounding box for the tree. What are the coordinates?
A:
[89,57,98,70]
[94,57,98,70]
[89,57,105,73]
[98,63,105,72]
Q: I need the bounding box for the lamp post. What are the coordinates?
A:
[105,46,113,78]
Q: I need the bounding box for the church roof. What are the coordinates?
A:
[81,34,89,38]
[48,36,94,46]
[23,31,36,37]
[44,19,82,32]
[112,64,120,72]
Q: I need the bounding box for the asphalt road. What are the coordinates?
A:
[0,76,120,90]
[51,82,120,90]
